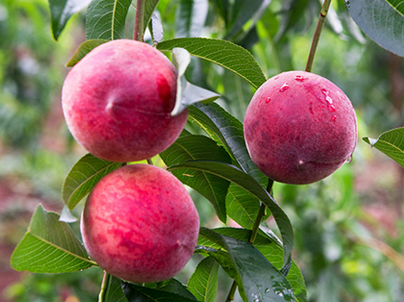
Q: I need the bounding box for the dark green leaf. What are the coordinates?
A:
[123,283,198,302]
[157,37,266,89]
[10,205,94,273]
[168,161,294,274]
[346,0,404,57]
[199,228,295,302]
[144,0,160,30]
[62,153,122,210]
[189,103,267,186]
[104,276,128,302]
[160,135,231,222]
[49,0,91,40]
[363,127,404,167]
[187,257,219,302]
[176,0,208,38]
[86,0,132,40]
[66,39,109,67]
[146,279,197,300]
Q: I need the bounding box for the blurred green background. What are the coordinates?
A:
[1,0,403,301]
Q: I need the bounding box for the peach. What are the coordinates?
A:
[62,39,188,162]
[244,71,357,185]
[81,164,199,283]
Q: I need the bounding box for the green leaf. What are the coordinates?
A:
[210,228,307,302]
[187,257,219,302]
[226,183,263,229]
[66,39,109,67]
[144,0,160,30]
[10,205,94,273]
[176,0,208,38]
[168,161,294,274]
[62,153,122,210]
[146,279,197,300]
[346,0,404,57]
[225,0,272,41]
[123,282,198,302]
[157,37,266,89]
[160,135,231,222]
[171,48,220,116]
[104,276,128,302]
[363,127,404,167]
[49,0,92,40]
[199,228,295,302]
[189,103,267,186]
[86,0,132,40]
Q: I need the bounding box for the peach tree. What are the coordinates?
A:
[9,0,404,301]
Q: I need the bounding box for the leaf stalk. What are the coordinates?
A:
[98,271,111,302]
[134,0,145,41]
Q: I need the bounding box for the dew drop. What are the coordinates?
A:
[295,75,305,82]
[331,115,337,121]
[328,104,336,112]
[265,288,270,293]
[279,83,289,92]
[266,97,272,103]
[274,76,279,80]
[309,101,314,114]
[346,154,353,163]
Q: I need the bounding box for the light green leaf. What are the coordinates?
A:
[363,127,404,167]
[346,0,404,57]
[62,153,122,210]
[157,37,266,89]
[187,257,219,302]
[66,39,109,67]
[10,205,94,273]
[104,276,128,302]
[176,0,208,38]
[49,0,92,40]
[168,161,294,274]
[86,0,132,40]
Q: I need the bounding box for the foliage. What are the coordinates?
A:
[3,0,404,301]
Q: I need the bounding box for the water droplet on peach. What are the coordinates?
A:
[279,83,289,92]
[266,97,271,103]
[331,115,337,121]
[295,75,305,82]
[328,104,336,112]
[346,155,353,163]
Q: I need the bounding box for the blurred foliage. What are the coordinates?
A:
[1,0,404,301]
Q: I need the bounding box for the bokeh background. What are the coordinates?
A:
[1,0,403,301]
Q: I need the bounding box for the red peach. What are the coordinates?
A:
[81,164,199,283]
[62,39,187,162]
[244,71,357,185]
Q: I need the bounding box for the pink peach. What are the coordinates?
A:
[62,39,187,162]
[244,71,357,185]
[81,164,199,283]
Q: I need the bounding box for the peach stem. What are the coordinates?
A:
[134,0,145,41]
[305,0,333,72]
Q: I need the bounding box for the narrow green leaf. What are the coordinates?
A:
[176,0,208,38]
[10,205,94,273]
[346,0,404,57]
[49,0,92,40]
[105,276,128,302]
[363,127,404,167]
[168,161,294,274]
[226,183,263,229]
[189,103,267,186]
[157,37,266,89]
[199,228,295,302]
[144,0,160,30]
[160,135,231,222]
[66,39,109,67]
[62,153,122,210]
[187,257,219,302]
[123,282,197,302]
[86,0,132,40]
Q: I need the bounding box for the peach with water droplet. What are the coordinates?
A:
[244,70,357,184]
[81,164,200,283]
[62,39,188,162]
